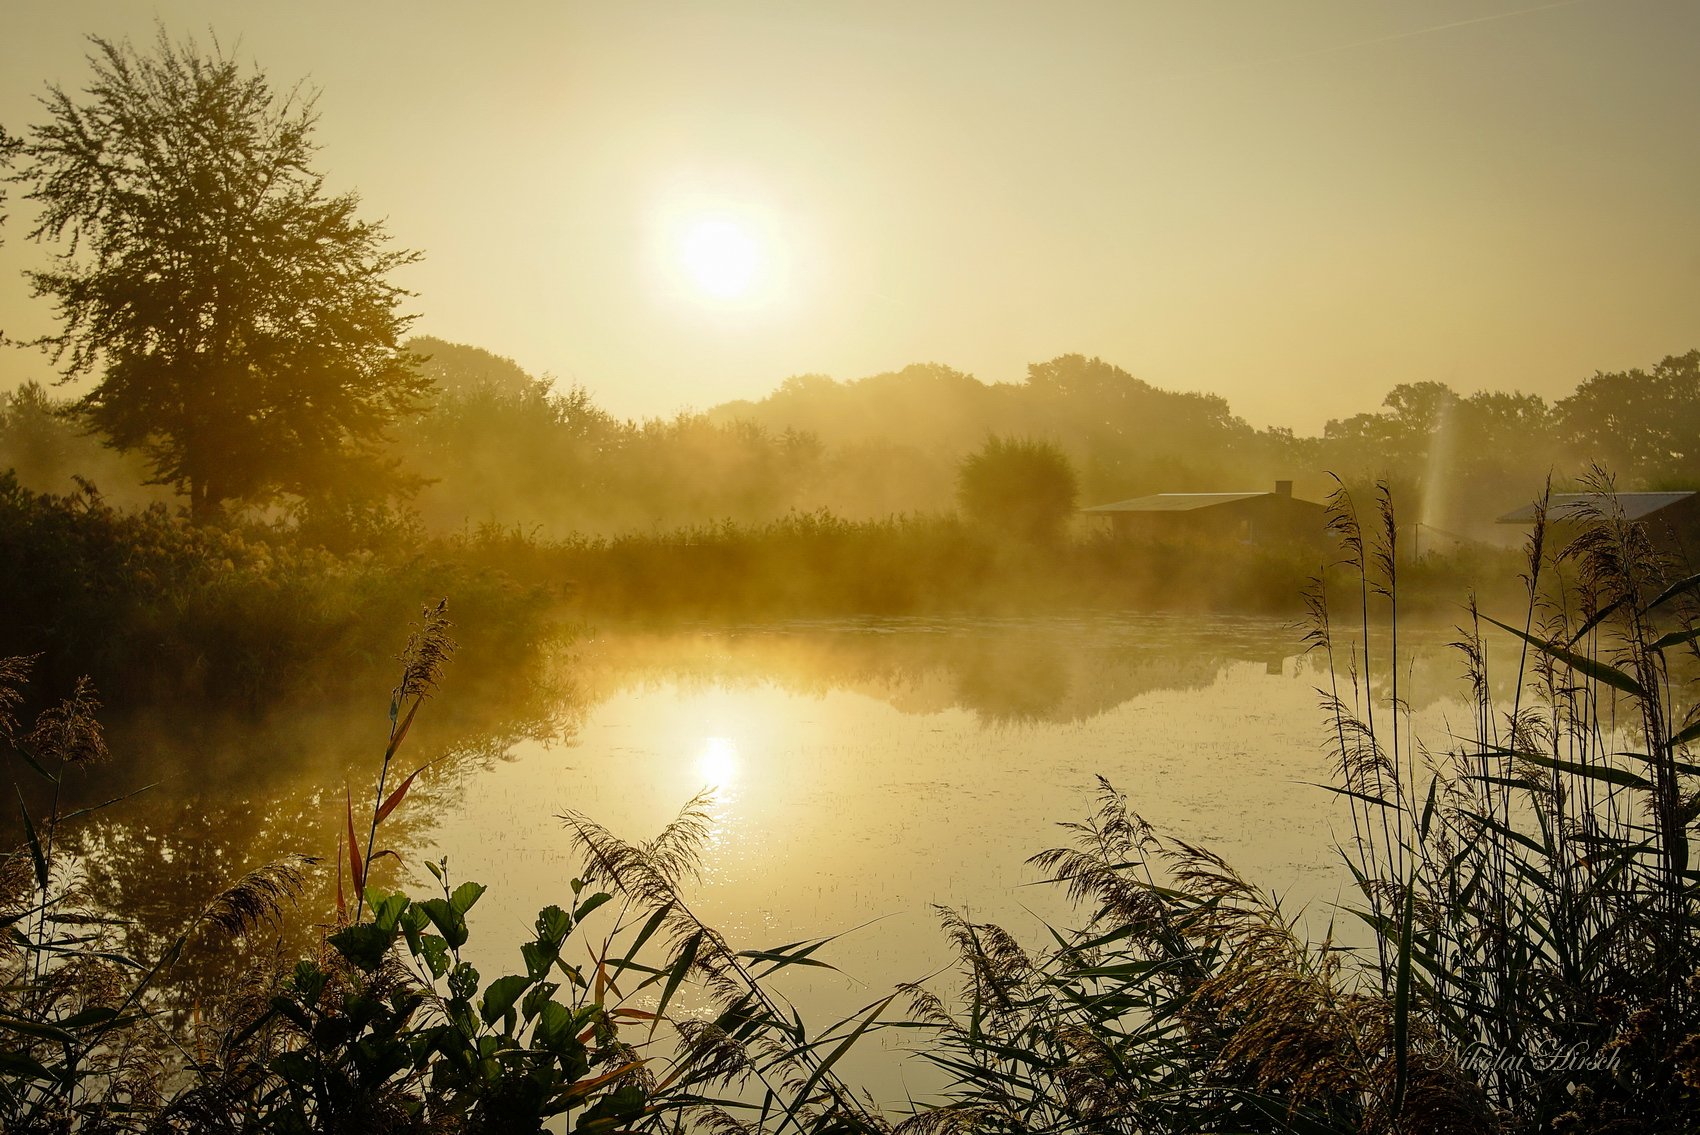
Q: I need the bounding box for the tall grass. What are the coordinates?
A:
[0,655,310,1132]
[898,475,1698,1132]
[2,475,1692,1131]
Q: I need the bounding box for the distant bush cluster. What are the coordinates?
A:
[0,473,552,709]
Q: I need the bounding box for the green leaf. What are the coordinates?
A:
[1303,781,1393,810]
[534,1000,577,1056]
[1651,626,1700,652]
[778,993,894,1131]
[480,974,532,1028]
[574,1080,646,1131]
[57,1006,121,1030]
[1417,773,1439,841]
[521,981,559,1024]
[329,923,396,974]
[1390,885,1415,1120]
[535,904,573,947]
[420,934,450,980]
[521,940,552,982]
[451,881,486,916]
[0,1048,56,1081]
[1482,613,1646,698]
[370,891,409,933]
[420,897,468,950]
[655,930,702,1019]
[1563,594,1627,646]
[572,891,611,925]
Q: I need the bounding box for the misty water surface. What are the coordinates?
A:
[66,611,1492,1104]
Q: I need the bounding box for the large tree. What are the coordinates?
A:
[13,33,426,520]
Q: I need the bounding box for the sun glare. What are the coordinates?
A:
[651,192,796,313]
[678,217,762,300]
[695,736,740,788]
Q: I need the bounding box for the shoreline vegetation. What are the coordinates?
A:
[0,467,1528,716]
[1,483,1697,1132]
[0,31,1694,1131]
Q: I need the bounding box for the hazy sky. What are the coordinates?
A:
[2,1,1696,432]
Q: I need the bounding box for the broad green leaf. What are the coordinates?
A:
[451,880,486,915]
[420,897,468,950]
[480,974,532,1028]
[535,904,573,947]
[329,923,396,974]
[572,891,611,924]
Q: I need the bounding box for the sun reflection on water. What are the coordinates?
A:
[695,735,740,791]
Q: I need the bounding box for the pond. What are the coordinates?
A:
[63,610,1488,1108]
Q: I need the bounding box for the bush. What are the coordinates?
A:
[956,437,1079,544]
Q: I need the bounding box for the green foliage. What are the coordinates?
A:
[1557,350,1700,486]
[0,655,316,1133]
[1,604,894,1134]
[3,467,1694,1132]
[956,436,1080,543]
[13,32,425,521]
[198,874,645,1135]
[0,472,552,711]
[0,382,163,503]
[897,483,1700,1134]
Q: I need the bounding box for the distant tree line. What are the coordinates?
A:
[7,336,1700,542]
[0,32,1694,546]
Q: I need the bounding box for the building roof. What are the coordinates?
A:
[1082,492,1275,514]
[1496,492,1696,524]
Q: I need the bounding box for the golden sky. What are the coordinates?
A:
[1,1,1696,432]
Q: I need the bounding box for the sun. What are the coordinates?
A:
[677,217,763,301]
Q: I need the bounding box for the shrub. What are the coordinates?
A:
[956,437,1079,544]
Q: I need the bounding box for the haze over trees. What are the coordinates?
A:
[956,436,1079,544]
[0,34,1696,551]
[11,33,424,522]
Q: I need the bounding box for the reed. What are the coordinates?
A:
[3,474,1692,1131]
[898,473,1698,1132]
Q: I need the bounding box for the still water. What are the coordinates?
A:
[74,611,1485,1106]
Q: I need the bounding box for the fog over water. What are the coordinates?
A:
[56,611,1499,1103]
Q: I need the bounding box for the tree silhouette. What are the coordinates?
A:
[0,124,18,238]
[14,33,426,521]
[1556,351,1700,486]
[957,436,1079,543]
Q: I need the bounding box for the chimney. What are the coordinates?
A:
[1274,480,1293,498]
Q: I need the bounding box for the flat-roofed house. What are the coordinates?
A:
[1082,481,1326,545]
[1496,492,1700,560]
